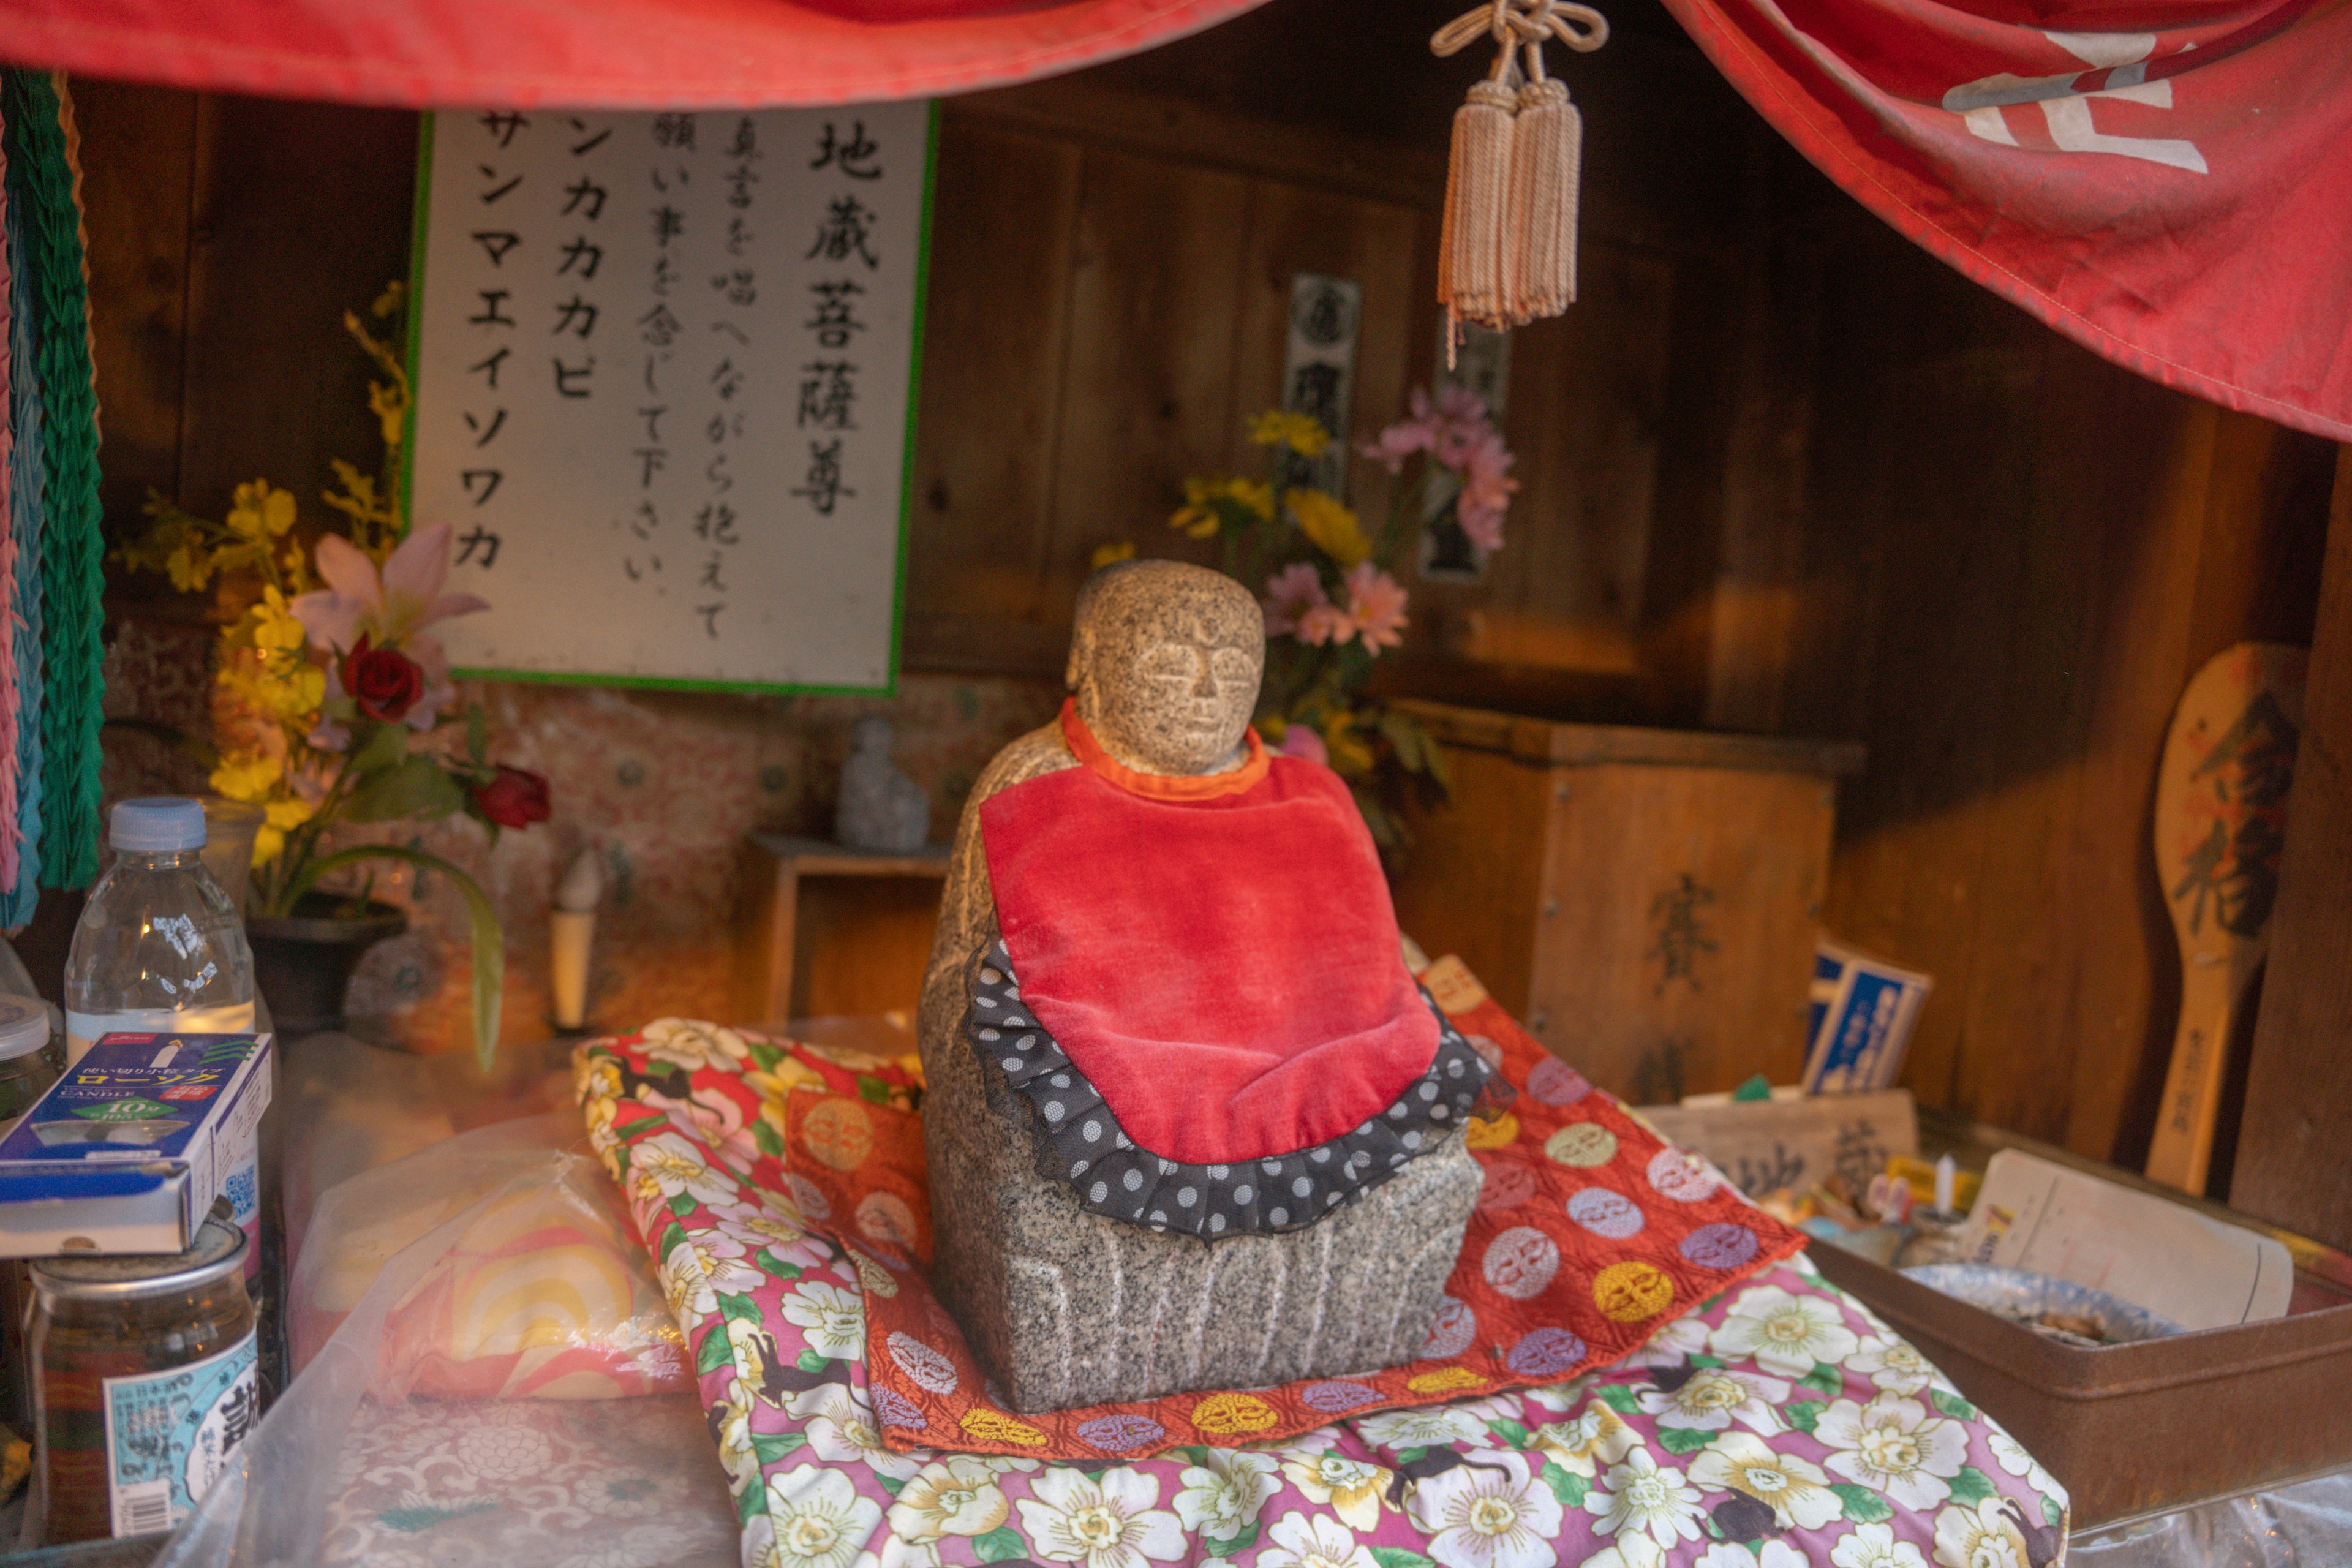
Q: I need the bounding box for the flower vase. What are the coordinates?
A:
[246,895,409,1039]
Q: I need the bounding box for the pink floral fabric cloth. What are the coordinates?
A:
[576,1022,2071,1568]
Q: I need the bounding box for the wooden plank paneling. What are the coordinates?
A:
[1043,147,1253,586]
[905,118,1083,628]
[2233,447,2352,1250]
[178,96,418,527]
[73,80,198,544]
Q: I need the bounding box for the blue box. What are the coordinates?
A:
[1801,940,1932,1095]
[0,1032,273,1256]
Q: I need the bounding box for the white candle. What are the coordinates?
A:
[549,847,603,1030]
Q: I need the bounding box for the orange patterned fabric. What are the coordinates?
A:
[1058,698,1270,801]
[860,957,1806,1459]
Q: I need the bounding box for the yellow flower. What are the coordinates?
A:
[209,753,282,802]
[249,587,308,653]
[263,796,315,832]
[225,481,296,542]
[369,380,406,450]
[1248,410,1332,458]
[1323,710,1376,775]
[1169,478,1275,540]
[1090,540,1137,570]
[1287,488,1371,569]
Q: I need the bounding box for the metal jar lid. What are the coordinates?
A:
[28,1216,247,1303]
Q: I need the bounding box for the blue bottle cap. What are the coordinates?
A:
[109,797,208,853]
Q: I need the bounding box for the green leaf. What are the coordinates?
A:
[1487,1418,1531,1449]
[1830,1485,1892,1525]
[669,1191,698,1219]
[466,703,489,764]
[347,720,408,777]
[343,753,467,823]
[718,1293,764,1325]
[695,1326,733,1376]
[1370,1550,1436,1568]
[736,1482,764,1528]
[858,1075,892,1105]
[750,1431,806,1464]
[288,843,505,1068]
[1393,1446,1431,1468]
[1782,1401,1825,1435]
[876,1474,907,1498]
[1931,1389,1979,1422]
[1800,1362,1847,1399]
[747,1037,784,1071]
[753,1120,785,1158]
[1203,1524,1259,1558]
[1656,1425,1714,1456]
[1596,1384,1642,1415]
[2042,1496,2067,1529]
[1947,1466,1997,1507]
[1688,1353,1724,1370]
[659,1221,689,1257]
[796,1349,833,1374]
[1539,1466,1588,1509]
[756,1249,803,1281]
[972,1528,1029,1564]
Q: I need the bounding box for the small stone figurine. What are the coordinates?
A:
[919,560,1487,1411]
[835,715,930,853]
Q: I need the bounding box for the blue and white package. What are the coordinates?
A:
[1801,939,1932,1094]
[0,1032,272,1256]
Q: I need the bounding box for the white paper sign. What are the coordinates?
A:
[1963,1149,2293,1330]
[409,104,934,692]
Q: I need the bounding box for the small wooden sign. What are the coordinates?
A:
[2147,642,2307,1194]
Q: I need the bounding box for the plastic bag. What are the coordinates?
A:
[290,1111,688,1400]
[156,1113,734,1568]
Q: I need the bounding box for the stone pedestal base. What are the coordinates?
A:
[923,1079,1482,1412]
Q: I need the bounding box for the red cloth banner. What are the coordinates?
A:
[0,0,1268,111]
[1659,0,2352,441]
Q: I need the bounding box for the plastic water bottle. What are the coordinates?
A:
[64,799,260,1272]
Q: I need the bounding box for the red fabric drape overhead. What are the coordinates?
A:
[0,0,1268,110]
[1657,0,2352,442]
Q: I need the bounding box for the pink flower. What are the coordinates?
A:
[1296,601,1358,647]
[1457,499,1507,554]
[1278,725,1329,766]
[1433,385,1493,466]
[290,524,489,731]
[1344,563,1409,652]
[1455,431,1518,552]
[1261,562,1329,636]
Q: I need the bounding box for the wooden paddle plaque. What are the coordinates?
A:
[2147,641,2306,1194]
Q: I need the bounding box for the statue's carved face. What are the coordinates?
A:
[1071,564,1264,775]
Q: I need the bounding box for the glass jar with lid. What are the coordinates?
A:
[26,1215,256,1544]
[0,993,63,1136]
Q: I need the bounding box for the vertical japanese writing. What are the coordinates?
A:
[415,102,925,687]
[793,116,885,524]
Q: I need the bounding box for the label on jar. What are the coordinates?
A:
[100,1329,258,1537]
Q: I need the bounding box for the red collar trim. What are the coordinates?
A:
[1059,698,1270,801]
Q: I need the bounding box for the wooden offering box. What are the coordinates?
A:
[731,834,950,1027]
[1391,700,1864,1100]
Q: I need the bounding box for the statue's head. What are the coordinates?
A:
[1068,560,1264,776]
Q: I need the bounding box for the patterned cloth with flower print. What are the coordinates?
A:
[577,1018,2070,1568]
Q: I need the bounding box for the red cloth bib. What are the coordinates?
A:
[978,753,1438,1164]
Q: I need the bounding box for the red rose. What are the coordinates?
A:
[341,635,426,723]
[472,765,552,829]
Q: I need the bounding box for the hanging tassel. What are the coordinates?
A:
[1433,0,1608,359]
[1507,73,1581,318]
[1439,75,1518,345]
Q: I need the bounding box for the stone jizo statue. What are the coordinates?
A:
[836,715,931,853]
[919,560,1487,1411]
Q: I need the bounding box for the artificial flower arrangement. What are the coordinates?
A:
[1150,387,1518,848]
[118,285,546,1063]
